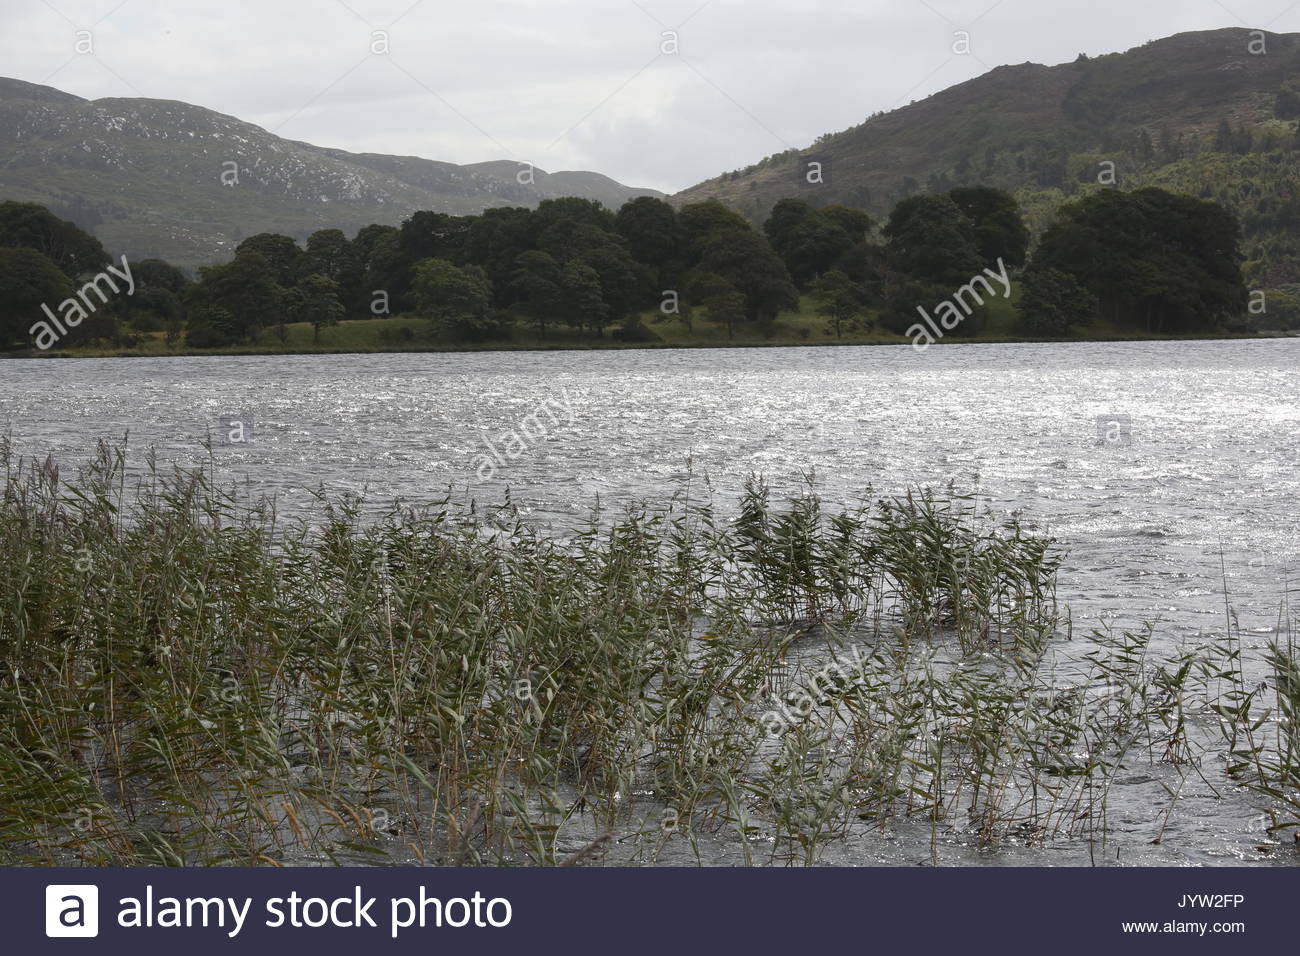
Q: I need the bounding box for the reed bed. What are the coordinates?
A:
[0,439,1295,865]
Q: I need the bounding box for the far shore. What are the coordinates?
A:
[2,320,1292,360]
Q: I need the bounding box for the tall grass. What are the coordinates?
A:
[0,440,1294,865]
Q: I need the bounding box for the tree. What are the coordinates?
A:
[559,261,606,336]
[575,242,639,335]
[1013,267,1098,337]
[678,201,751,262]
[947,186,1030,267]
[132,258,188,293]
[410,258,500,341]
[184,304,240,348]
[615,196,682,299]
[1031,188,1247,333]
[762,199,857,289]
[187,249,285,341]
[531,197,615,238]
[532,212,638,335]
[819,205,873,242]
[696,227,799,323]
[763,199,814,256]
[833,240,887,304]
[1276,87,1300,121]
[881,194,986,333]
[399,211,473,265]
[1215,118,1234,153]
[303,230,358,286]
[0,201,109,278]
[291,273,345,342]
[812,270,868,337]
[235,234,301,287]
[463,207,534,306]
[352,224,403,317]
[879,280,956,336]
[120,259,188,334]
[884,194,984,288]
[509,250,564,337]
[0,247,74,348]
[704,287,747,340]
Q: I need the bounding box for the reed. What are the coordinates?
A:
[0,439,1293,865]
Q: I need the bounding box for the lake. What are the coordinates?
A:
[6,340,1297,641]
[3,339,1297,865]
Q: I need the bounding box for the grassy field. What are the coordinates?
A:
[12,292,1280,359]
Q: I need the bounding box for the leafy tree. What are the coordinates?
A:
[1215,118,1234,153]
[819,205,873,242]
[763,199,857,289]
[120,259,188,334]
[1031,188,1247,333]
[812,270,868,337]
[833,240,887,304]
[703,287,747,340]
[184,304,240,348]
[678,201,751,261]
[399,211,473,266]
[0,247,74,348]
[61,308,122,349]
[187,248,285,341]
[1276,87,1300,121]
[576,242,639,334]
[879,279,959,337]
[235,234,301,287]
[352,224,403,317]
[947,186,1030,267]
[410,258,500,341]
[1248,288,1300,330]
[696,227,799,323]
[303,230,358,286]
[531,198,615,239]
[533,214,638,334]
[132,258,188,293]
[684,270,745,337]
[124,286,181,333]
[0,202,109,278]
[291,273,345,342]
[463,207,534,306]
[1013,267,1098,337]
[509,250,564,337]
[614,196,682,294]
[883,194,984,289]
[763,199,814,255]
[559,261,606,336]
[610,314,660,343]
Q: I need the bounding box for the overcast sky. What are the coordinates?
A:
[3,0,1297,193]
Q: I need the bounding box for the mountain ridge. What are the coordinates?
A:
[671,28,1300,284]
[0,77,663,269]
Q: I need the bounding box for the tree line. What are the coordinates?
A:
[0,182,1252,350]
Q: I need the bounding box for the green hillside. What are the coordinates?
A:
[0,79,662,270]
[675,28,1300,287]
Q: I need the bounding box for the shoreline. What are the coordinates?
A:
[2,329,1292,360]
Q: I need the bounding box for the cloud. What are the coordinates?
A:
[0,0,1288,193]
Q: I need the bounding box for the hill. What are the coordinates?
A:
[0,78,662,269]
[674,28,1300,286]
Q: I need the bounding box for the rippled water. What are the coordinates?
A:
[3,339,1298,865]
